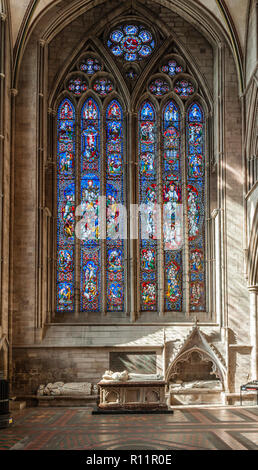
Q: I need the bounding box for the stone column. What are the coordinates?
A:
[249,285,258,380]
[0,12,6,325]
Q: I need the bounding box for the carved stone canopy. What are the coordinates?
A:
[165,326,225,386]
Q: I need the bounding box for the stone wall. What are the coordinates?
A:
[12,347,164,395]
[10,0,252,397]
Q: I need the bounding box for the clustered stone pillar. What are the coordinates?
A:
[249,285,258,380]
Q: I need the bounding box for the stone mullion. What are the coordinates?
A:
[0,13,6,323]
[157,107,164,317]
[182,110,189,316]
[124,111,129,317]
[212,213,217,319]
[46,211,52,325]
[218,44,226,330]
[206,114,212,318]
[42,41,50,329]
[101,106,106,316]
[47,108,55,323]
[9,87,18,390]
[51,109,58,321]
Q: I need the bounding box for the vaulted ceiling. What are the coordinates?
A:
[8,0,250,52]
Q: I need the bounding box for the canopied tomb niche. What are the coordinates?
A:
[169,349,219,383]
[167,347,223,405]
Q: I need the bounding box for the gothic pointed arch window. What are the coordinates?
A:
[54,21,208,318]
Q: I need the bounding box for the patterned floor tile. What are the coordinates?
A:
[0,406,257,450]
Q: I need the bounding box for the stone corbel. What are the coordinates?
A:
[10,88,18,97]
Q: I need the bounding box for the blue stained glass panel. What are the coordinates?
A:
[106,100,124,311]
[162,101,183,311]
[124,25,138,35]
[139,101,158,311]
[108,24,155,61]
[79,57,101,75]
[139,30,152,43]
[187,103,206,311]
[56,99,75,312]
[80,98,101,311]
[111,30,124,42]
[174,79,195,98]
[161,59,183,77]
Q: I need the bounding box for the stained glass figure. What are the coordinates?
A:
[161,59,183,77]
[57,99,75,311]
[108,24,155,61]
[187,103,205,311]
[139,101,157,311]
[67,77,88,96]
[82,252,100,311]
[79,57,102,75]
[162,100,183,311]
[148,78,170,96]
[81,98,100,173]
[174,79,195,98]
[166,260,182,305]
[80,98,101,311]
[93,78,114,97]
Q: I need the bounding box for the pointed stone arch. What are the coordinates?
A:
[165,325,226,387]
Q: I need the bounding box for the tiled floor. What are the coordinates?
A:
[0,406,257,450]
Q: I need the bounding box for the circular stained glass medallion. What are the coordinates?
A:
[108,24,155,61]
[93,78,114,97]
[149,78,170,96]
[161,59,183,77]
[174,79,195,99]
[67,77,88,96]
[79,57,102,75]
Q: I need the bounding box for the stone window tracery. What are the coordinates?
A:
[55,30,208,317]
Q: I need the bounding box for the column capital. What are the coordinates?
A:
[48,107,56,116]
[248,285,258,293]
[10,88,18,97]
[39,38,46,47]
[0,13,7,22]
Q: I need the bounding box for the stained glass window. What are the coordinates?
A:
[56,99,75,311]
[137,100,206,313]
[56,47,207,317]
[187,103,205,311]
[108,24,155,61]
[162,101,183,311]
[138,101,157,311]
[106,100,124,311]
[80,98,101,311]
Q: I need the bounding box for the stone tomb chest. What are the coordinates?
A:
[98,371,167,410]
